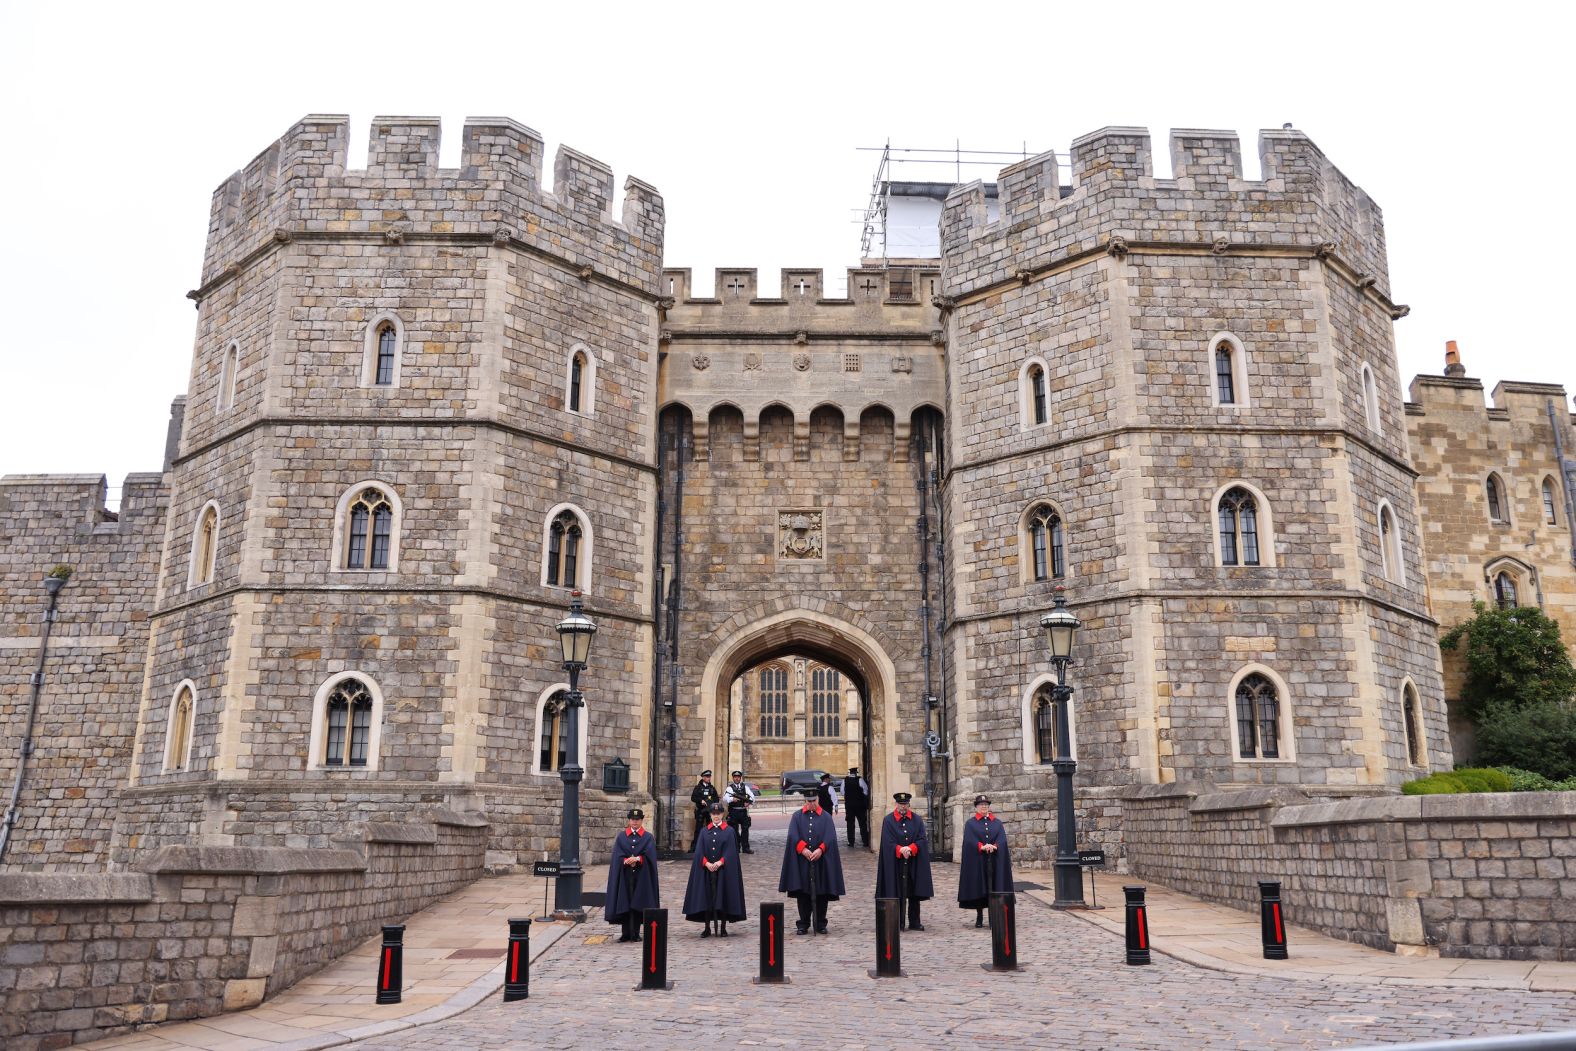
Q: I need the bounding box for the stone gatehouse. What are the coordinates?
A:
[0,114,1482,875]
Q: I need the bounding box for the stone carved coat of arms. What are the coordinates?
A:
[778,511,824,560]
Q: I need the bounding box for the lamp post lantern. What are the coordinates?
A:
[553,590,597,920]
[1039,589,1085,908]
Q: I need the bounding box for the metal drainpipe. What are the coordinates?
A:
[649,415,668,844]
[0,573,67,865]
[929,415,954,853]
[665,423,687,854]
[915,421,937,830]
[1547,399,1576,567]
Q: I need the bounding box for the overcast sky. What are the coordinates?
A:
[2,2,1569,499]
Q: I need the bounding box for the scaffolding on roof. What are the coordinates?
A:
[857,141,1059,262]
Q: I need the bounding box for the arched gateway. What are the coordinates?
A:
[697,609,909,820]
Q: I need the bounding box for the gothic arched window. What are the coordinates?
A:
[345,487,395,570]
[1234,672,1281,759]
[1029,365,1048,426]
[374,323,397,386]
[323,677,375,767]
[1486,474,1506,524]
[1215,344,1236,405]
[538,690,569,773]
[1027,504,1065,582]
[1543,478,1559,525]
[810,667,841,738]
[1494,571,1519,610]
[759,665,789,738]
[546,510,583,588]
[165,684,195,772]
[1361,364,1382,433]
[1378,503,1404,584]
[190,502,219,587]
[1218,487,1262,567]
[1034,684,1058,765]
[1403,682,1425,767]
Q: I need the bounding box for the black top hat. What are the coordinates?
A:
[627,808,645,821]
[708,801,726,814]
[731,770,744,777]
[700,770,712,778]
[893,791,913,804]
[973,794,992,807]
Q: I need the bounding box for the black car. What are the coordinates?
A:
[780,769,828,795]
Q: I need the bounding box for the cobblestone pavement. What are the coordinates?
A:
[357,826,1576,1051]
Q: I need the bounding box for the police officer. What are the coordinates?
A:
[816,772,839,814]
[875,792,933,931]
[689,770,719,851]
[723,770,756,853]
[841,766,870,848]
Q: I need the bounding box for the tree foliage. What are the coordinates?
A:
[1438,600,1576,719]
[1475,702,1576,782]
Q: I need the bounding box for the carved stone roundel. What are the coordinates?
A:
[692,354,710,371]
[793,353,811,372]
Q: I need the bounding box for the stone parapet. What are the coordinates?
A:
[198,115,664,294]
[1123,783,1576,962]
[0,815,485,1050]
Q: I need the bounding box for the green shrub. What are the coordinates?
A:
[1402,773,1468,795]
[1439,602,1576,720]
[1496,766,1560,792]
[1449,767,1513,793]
[1475,700,1576,781]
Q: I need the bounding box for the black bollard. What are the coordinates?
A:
[870,897,903,978]
[985,891,1020,972]
[1124,886,1151,966]
[503,917,531,1002]
[755,901,787,984]
[638,908,674,990]
[375,924,405,1003]
[1259,881,1289,960]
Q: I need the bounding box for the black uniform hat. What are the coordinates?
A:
[731,770,744,777]
[849,766,859,774]
[893,791,913,804]
[627,808,645,820]
[800,786,820,798]
[819,772,832,781]
[700,770,712,778]
[973,793,992,806]
[709,801,726,814]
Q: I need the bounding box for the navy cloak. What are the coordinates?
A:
[957,813,1014,909]
[778,806,846,900]
[874,809,934,901]
[603,827,661,923]
[681,821,747,922]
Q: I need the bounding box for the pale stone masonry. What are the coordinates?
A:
[0,115,1537,882]
[1405,355,1576,754]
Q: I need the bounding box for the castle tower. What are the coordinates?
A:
[938,128,1449,847]
[115,116,665,862]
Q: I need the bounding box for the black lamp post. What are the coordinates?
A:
[553,590,597,920]
[1039,589,1085,908]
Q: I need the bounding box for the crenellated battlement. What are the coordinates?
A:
[1407,373,1575,425]
[940,125,1387,300]
[661,265,942,335]
[201,114,665,294]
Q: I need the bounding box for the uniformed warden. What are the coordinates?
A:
[722,770,757,853]
[875,791,933,931]
[958,794,1014,927]
[689,769,719,851]
[779,787,846,934]
[682,802,746,937]
[604,807,660,942]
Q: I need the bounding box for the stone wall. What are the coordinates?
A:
[0,474,167,869]
[1123,782,1576,961]
[0,812,486,1050]
[1405,366,1576,757]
